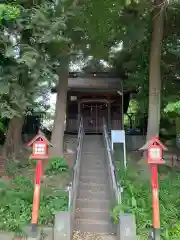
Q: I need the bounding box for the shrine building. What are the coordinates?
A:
[52,72,131,134]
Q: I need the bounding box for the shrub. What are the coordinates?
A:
[111,162,180,240]
[0,176,68,232]
[45,156,68,175]
[5,160,30,177]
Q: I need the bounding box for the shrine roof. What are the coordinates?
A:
[52,71,124,93]
[68,71,120,78]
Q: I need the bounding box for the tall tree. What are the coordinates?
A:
[146,0,167,140]
[0,2,57,158]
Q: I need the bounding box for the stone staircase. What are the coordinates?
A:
[73,135,116,239]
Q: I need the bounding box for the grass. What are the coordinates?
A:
[0,156,70,233]
[111,154,180,240]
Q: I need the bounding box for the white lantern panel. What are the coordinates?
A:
[35,143,46,155]
[149,148,161,159]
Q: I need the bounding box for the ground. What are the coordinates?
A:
[73,232,116,240]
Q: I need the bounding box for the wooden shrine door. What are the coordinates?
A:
[81,102,108,133]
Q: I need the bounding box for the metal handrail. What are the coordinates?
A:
[103,117,122,204]
[68,117,84,211]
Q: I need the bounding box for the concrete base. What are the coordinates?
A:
[0,232,14,240]
[117,213,137,240]
[0,226,53,240]
[102,234,116,240]
[41,227,53,240]
[23,226,41,240]
[54,212,71,240]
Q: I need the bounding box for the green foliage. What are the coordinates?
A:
[164,101,180,115]
[111,162,180,239]
[5,160,30,177]
[0,120,6,132]
[110,0,180,120]
[127,100,139,113]
[29,159,37,167]
[0,176,68,232]
[5,161,22,177]
[0,0,58,120]
[45,157,68,175]
[0,4,20,23]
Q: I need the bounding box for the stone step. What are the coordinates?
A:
[80,169,107,177]
[80,166,106,173]
[75,219,115,234]
[80,176,108,185]
[75,208,110,221]
[81,160,105,165]
[82,157,105,161]
[79,182,108,191]
[82,152,104,155]
[82,152,105,157]
[81,159,105,163]
[81,161,105,166]
[80,165,106,170]
[81,158,105,163]
[76,198,111,210]
[81,162,106,167]
[83,152,104,155]
[78,189,110,200]
[83,147,104,151]
[79,173,107,180]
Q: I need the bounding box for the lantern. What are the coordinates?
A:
[139,136,168,240]
[27,131,53,233]
[148,143,163,164]
[139,136,167,165]
[27,132,52,160]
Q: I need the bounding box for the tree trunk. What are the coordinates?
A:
[146,0,166,141]
[51,60,69,157]
[3,115,24,159]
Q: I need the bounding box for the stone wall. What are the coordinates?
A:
[64,134,77,170]
[126,135,146,151]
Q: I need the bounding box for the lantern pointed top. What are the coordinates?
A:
[139,136,168,151]
[27,132,53,147]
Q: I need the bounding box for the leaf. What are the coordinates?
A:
[5,46,15,58]
[164,101,180,114]
[73,27,84,32]
[131,196,137,208]
[0,81,9,94]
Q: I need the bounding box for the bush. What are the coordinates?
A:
[111,162,180,240]
[5,160,30,177]
[45,156,68,175]
[0,176,68,232]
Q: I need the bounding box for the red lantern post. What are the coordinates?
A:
[27,132,52,233]
[139,136,167,240]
